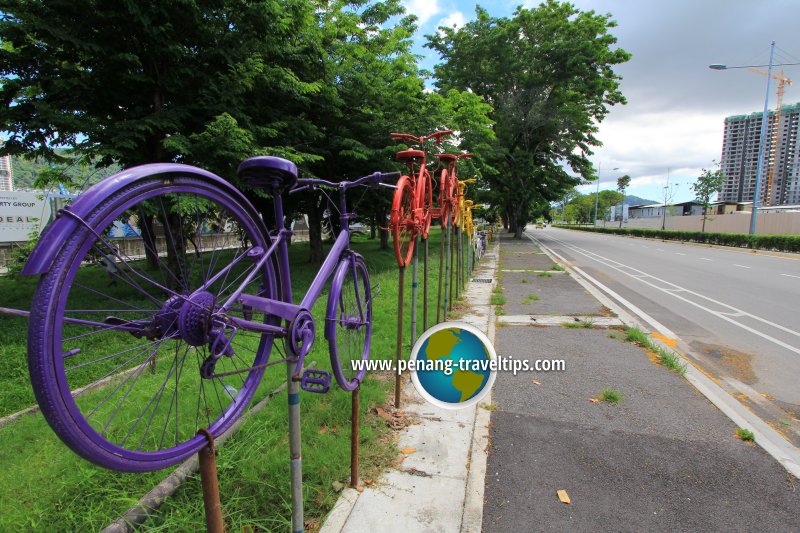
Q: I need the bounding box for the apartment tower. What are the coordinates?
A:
[719,102,800,205]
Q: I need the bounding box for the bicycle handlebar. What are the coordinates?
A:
[390,133,421,144]
[290,171,401,194]
[424,130,454,144]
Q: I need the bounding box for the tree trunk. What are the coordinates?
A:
[307,195,324,265]
[379,206,389,250]
[284,214,293,246]
[163,212,187,291]
[139,212,159,270]
[370,213,377,240]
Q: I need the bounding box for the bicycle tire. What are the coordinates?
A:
[418,168,433,239]
[326,254,372,391]
[390,175,416,267]
[28,175,280,472]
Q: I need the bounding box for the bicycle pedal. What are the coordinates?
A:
[300,369,331,394]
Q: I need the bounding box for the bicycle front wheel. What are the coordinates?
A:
[390,175,416,267]
[28,173,280,472]
[326,254,372,391]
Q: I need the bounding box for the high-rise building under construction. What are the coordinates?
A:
[719,102,800,206]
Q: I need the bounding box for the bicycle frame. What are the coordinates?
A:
[214,187,356,354]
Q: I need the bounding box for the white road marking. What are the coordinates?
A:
[656,248,664,252]
[700,258,713,261]
[537,229,800,479]
[782,274,800,279]
[675,252,686,256]
[733,264,751,269]
[538,234,800,355]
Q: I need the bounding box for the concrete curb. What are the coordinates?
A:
[528,231,800,479]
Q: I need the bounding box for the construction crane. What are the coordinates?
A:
[747,67,792,206]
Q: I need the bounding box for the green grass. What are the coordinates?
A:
[736,428,755,442]
[655,349,687,376]
[623,327,649,345]
[550,265,565,271]
[597,388,622,405]
[490,285,506,306]
[0,229,451,531]
[522,294,540,304]
[520,278,528,283]
[537,272,552,278]
[623,328,687,376]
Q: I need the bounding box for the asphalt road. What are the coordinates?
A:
[528,226,800,426]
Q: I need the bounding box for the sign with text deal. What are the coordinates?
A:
[0,192,52,242]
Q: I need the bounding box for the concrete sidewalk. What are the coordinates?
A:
[320,230,800,532]
[319,242,498,533]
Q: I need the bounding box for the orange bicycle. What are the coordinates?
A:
[389,130,453,267]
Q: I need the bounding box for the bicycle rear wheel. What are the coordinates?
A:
[326,254,372,391]
[390,175,416,267]
[28,173,280,472]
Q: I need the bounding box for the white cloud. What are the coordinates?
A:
[438,11,465,31]
[402,0,441,25]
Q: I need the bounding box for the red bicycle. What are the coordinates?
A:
[389,130,452,267]
[436,152,472,229]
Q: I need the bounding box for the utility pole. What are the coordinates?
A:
[661,168,670,231]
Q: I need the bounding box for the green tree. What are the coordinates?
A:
[616,174,631,228]
[427,1,630,238]
[691,164,726,232]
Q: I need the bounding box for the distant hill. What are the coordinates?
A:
[624,195,658,206]
[10,154,120,190]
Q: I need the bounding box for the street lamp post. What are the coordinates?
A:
[708,41,800,234]
[593,163,619,225]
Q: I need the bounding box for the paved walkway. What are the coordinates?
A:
[319,242,498,533]
[320,230,800,533]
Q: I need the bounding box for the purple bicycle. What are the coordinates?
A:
[22,156,397,472]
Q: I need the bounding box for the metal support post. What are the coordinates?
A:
[350,386,360,488]
[198,429,224,533]
[411,237,419,346]
[287,364,304,533]
[395,266,405,408]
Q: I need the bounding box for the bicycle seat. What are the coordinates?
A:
[396,149,425,161]
[237,156,298,193]
[435,153,458,162]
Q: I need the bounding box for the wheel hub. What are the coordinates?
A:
[178,291,216,346]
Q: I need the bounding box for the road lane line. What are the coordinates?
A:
[675,252,686,256]
[734,264,751,269]
[542,234,800,346]
[533,230,800,478]
[700,258,713,261]
[782,274,800,279]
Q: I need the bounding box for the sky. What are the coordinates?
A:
[401,0,800,203]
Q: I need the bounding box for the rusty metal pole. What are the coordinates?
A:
[350,385,360,488]
[410,237,418,347]
[395,266,405,408]
[423,237,429,331]
[437,228,445,324]
[448,225,455,313]
[197,429,224,533]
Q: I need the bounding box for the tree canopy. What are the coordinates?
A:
[427,1,630,237]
